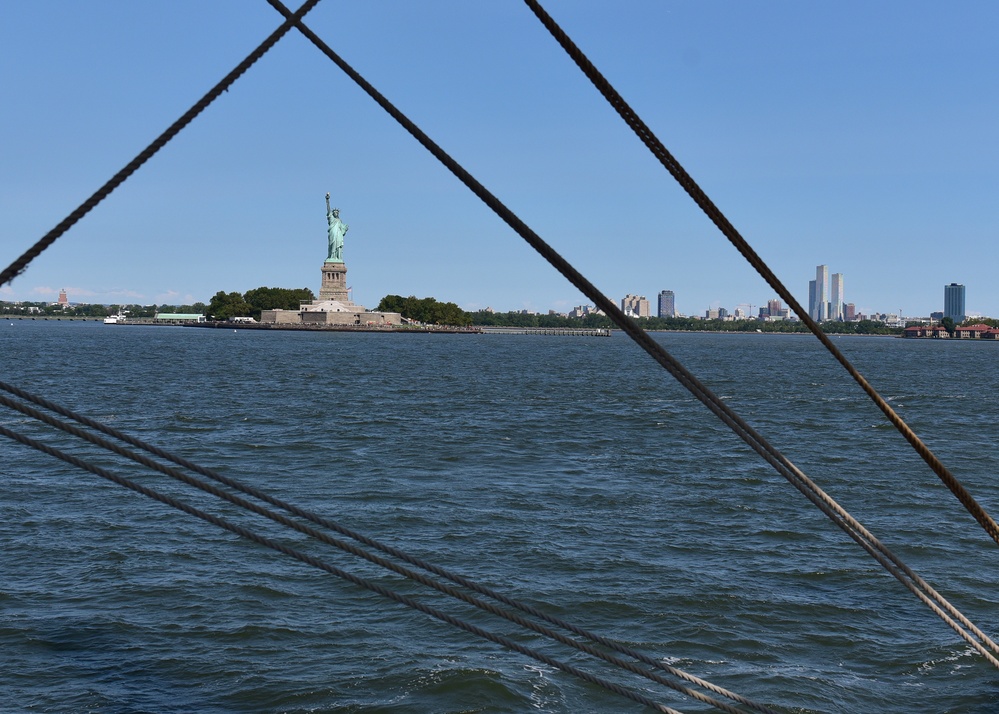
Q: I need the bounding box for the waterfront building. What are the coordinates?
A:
[57,289,68,307]
[944,283,966,323]
[844,303,856,321]
[621,294,650,318]
[830,273,844,321]
[657,290,676,318]
[955,323,993,339]
[767,299,782,317]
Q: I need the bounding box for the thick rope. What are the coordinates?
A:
[266,1,999,667]
[0,424,686,714]
[0,381,770,710]
[0,0,323,290]
[521,0,999,548]
[2,0,993,701]
[0,386,777,714]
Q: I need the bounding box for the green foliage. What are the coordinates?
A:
[462,309,904,335]
[205,287,314,320]
[124,304,157,318]
[961,317,998,328]
[941,316,956,335]
[376,295,472,326]
[208,291,253,320]
[242,286,314,319]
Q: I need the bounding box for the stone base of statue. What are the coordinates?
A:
[255,197,401,328]
[319,261,349,302]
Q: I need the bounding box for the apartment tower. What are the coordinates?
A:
[944,283,966,323]
[658,290,676,318]
[830,273,844,321]
[809,265,829,321]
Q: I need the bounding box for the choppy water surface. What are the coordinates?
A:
[3,321,999,712]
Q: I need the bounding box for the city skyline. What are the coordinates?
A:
[2,4,997,317]
[9,276,982,324]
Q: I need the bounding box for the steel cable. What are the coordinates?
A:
[0,0,323,290]
[266,0,999,668]
[0,380,774,712]
[0,423,688,714]
[520,0,999,548]
[0,392,772,714]
[2,0,994,705]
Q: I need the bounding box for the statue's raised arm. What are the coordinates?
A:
[324,192,349,263]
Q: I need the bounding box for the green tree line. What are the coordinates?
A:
[376,295,472,326]
[1,296,911,334]
[466,310,902,334]
[208,287,315,320]
[0,301,207,318]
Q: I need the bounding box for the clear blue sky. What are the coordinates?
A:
[2,1,996,317]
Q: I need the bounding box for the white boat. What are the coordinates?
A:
[103,311,127,324]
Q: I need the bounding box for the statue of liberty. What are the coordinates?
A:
[325,192,349,263]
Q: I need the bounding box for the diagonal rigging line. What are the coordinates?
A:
[0,426,686,714]
[0,382,769,712]
[520,0,999,548]
[0,393,771,714]
[0,0,323,290]
[0,384,776,714]
[3,0,992,698]
[264,0,999,666]
[5,385,996,688]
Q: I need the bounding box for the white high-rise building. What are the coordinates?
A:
[830,273,844,321]
[810,265,829,321]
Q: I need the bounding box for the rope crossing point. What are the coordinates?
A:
[0,0,323,290]
[3,0,999,708]
[0,383,777,714]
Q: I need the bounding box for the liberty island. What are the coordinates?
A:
[260,194,402,327]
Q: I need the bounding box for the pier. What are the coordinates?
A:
[479,326,610,337]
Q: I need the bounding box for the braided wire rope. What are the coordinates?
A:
[2,0,994,705]
[521,0,999,548]
[0,424,687,714]
[0,389,774,714]
[0,0,322,290]
[0,2,767,707]
[266,0,999,667]
[0,381,774,714]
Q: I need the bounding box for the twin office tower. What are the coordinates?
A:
[808,265,844,322]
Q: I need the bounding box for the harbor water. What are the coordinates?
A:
[2,321,999,713]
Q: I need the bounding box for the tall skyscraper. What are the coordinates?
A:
[658,290,676,318]
[830,273,844,321]
[944,283,966,323]
[810,265,829,321]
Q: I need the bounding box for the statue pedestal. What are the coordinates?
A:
[319,261,349,302]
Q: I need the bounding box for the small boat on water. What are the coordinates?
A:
[103,311,127,324]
